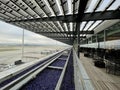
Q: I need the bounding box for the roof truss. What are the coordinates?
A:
[6,10,120,23]
[0,0,119,45]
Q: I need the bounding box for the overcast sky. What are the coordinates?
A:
[0,21,67,46]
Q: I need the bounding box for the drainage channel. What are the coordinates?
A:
[0,49,69,90]
[20,53,69,90]
[0,49,72,90]
[60,51,75,90]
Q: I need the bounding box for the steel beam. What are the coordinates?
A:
[47,36,86,38]
[6,10,120,23]
[75,0,88,57]
[35,31,94,34]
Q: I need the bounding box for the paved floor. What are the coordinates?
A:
[80,53,120,90]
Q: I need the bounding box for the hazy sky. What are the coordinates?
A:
[0,21,67,45]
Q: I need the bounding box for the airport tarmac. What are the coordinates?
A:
[0,45,67,72]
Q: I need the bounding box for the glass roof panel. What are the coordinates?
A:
[84,21,94,30]
[55,0,63,15]
[67,0,72,14]
[80,34,83,36]
[44,0,55,16]
[96,0,112,11]
[83,34,86,36]
[89,20,102,30]
[64,23,68,31]
[80,22,87,31]
[107,0,120,10]
[85,0,99,12]
[70,23,73,31]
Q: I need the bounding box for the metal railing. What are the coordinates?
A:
[73,49,94,90]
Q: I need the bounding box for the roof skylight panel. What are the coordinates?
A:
[22,0,40,18]
[47,0,60,16]
[60,0,69,15]
[12,0,35,18]
[5,1,21,12]
[36,22,45,28]
[57,21,64,32]
[0,15,4,20]
[85,0,99,12]
[67,23,70,31]
[64,23,69,31]
[73,23,76,31]
[47,22,58,32]
[0,7,16,19]
[0,4,13,16]
[96,0,114,11]
[107,0,120,10]
[80,22,87,31]
[83,34,86,36]
[41,22,50,29]
[23,0,42,18]
[84,21,94,31]
[70,23,73,31]
[4,1,29,18]
[0,13,10,19]
[67,0,72,14]
[51,22,61,32]
[35,0,53,17]
[85,0,92,12]
[89,20,102,30]
[74,0,79,14]
[0,1,28,20]
[59,22,66,31]
[80,34,83,36]
[43,0,55,16]
[66,23,70,31]
[64,34,67,37]
[82,22,88,31]
[52,0,63,15]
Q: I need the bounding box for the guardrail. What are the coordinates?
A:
[73,49,94,90]
[80,40,120,49]
[0,48,70,90]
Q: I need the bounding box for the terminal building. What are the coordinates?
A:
[0,0,120,90]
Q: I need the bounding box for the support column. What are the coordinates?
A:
[22,28,24,60]
[77,23,80,57]
[73,23,80,58]
[104,30,106,48]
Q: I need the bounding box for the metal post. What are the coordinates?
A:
[96,34,98,56]
[77,23,80,57]
[104,30,106,48]
[22,28,24,60]
[91,36,92,43]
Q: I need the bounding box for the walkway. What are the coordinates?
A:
[80,53,120,90]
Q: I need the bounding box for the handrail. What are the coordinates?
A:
[9,54,63,90]
[1,53,62,90]
[0,48,69,82]
[73,49,94,90]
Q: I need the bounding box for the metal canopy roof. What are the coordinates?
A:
[0,0,120,45]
